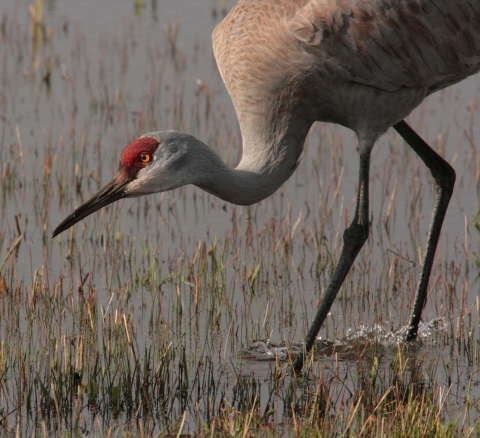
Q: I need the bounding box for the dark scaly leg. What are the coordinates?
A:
[293,120,455,374]
[293,150,371,374]
[393,120,456,341]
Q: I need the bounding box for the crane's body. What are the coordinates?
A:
[52,0,480,373]
[213,0,480,180]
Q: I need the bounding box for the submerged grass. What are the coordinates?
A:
[0,0,479,436]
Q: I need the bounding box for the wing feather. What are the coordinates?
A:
[288,0,480,92]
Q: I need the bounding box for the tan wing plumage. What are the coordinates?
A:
[289,0,480,93]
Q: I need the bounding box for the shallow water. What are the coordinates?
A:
[0,0,479,434]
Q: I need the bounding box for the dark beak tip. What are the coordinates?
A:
[51,224,66,239]
[50,173,129,239]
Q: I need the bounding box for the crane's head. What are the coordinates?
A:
[51,131,199,237]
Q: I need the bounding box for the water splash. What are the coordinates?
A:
[241,318,448,361]
[242,340,297,361]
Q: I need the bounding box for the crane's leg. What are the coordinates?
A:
[293,149,371,374]
[393,120,456,341]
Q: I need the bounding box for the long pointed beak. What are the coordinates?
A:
[51,171,130,238]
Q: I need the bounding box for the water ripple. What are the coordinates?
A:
[241,318,448,361]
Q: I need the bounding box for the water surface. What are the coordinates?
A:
[0,0,479,434]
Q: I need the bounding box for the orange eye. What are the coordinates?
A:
[139,153,151,163]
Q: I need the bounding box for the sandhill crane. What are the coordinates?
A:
[52,0,480,374]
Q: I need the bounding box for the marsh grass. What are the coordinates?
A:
[0,0,479,436]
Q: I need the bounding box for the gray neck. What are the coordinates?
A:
[194,127,308,206]
[196,164,280,206]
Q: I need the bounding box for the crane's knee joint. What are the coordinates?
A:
[343,223,369,248]
[432,160,456,192]
[441,164,456,191]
